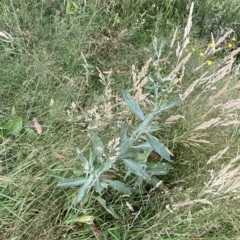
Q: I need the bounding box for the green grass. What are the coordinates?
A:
[1,0,240,239]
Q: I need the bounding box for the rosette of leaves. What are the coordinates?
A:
[57,90,181,210]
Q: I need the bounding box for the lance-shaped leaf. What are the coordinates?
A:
[130,141,152,150]
[76,175,94,203]
[123,90,145,121]
[75,148,88,164]
[119,150,137,159]
[153,100,182,117]
[131,112,155,137]
[97,157,117,175]
[57,177,87,187]
[91,132,104,150]
[146,176,161,186]
[105,180,132,195]
[146,162,172,176]
[95,178,109,194]
[124,168,132,181]
[146,133,172,162]
[91,131,104,163]
[120,123,129,140]
[119,137,134,157]
[160,99,182,111]
[123,159,150,180]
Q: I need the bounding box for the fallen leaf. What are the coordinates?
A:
[117,69,126,74]
[65,215,94,225]
[49,99,54,107]
[91,227,103,237]
[33,118,42,134]
[53,152,65,159]
[0,166,6,171]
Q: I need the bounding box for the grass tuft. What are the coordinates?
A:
[1,0,240,239]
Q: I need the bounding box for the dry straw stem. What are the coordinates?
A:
[194,61,208,72]
[175,152,240,211]
[176,2,194,60]
[130,58,153,105]
[172,198,212,211]
[169,53,192,84]
[207,147,229,164]
[194,113,239,131]
[194,118,222,131]
[220,120,240,127]
[219,98,240,112]
[180,47,240,101]
[170,28,178,49]
[208,82,229,103]
[0,31,13,42]
[206,29,234,56]
[202,154,240,195]
[185,137,210,146]
[163,115,184,125]
[179,78,199,101]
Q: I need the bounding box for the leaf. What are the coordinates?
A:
[119,150,137,159]
[123,159,150,180]
[0,116,23,137]
[53,152,65,159]
[91,227,103,237]
[76,175,94,203]
[146,176,161,185]
[91,132,104,163]
[75,148,88,164]
[130,141,152,150]
[120,123,129,140]
[123,90,145,121]
[124,169,132,181]
[153,100,182,117]
[11,106,16,116]
[57,178,87,187]
[91,131,104,151]
[89,149,97,167]
[105,180,132,195]
[136,149,152,163]
[119,137,134,156]
[98,159,115,174]
[73,169,84,176]
[146,133,171,162]
[49,99,54,107]
[161,100,182,111]
[131,112,155,137]
[95,196,120,219]
[65,215,94,225]
[95,178,108,194]
[33,118,42,134]
[146,162,172,175]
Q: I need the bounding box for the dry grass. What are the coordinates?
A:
[2,1,240,239]
[138,3,240,238]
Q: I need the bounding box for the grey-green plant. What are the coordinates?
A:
[57,89,181,207]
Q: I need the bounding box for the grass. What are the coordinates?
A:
[1,0,240,239]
